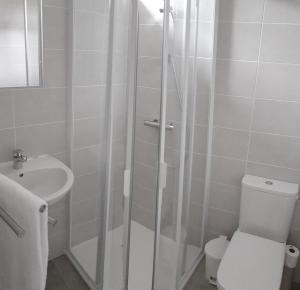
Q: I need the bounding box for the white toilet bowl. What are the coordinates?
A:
[217,231,285,290]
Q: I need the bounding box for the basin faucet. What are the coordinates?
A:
[13,149,27,169]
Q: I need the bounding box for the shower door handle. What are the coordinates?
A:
[144,119,174,130]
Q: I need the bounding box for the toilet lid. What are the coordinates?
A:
[217,231,285,290]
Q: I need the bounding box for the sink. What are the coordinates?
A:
[0,155,74,205]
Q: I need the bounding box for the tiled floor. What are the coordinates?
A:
[46,255,89,290]
[47,255,300,290]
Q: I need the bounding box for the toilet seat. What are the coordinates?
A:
[217,231,285,290]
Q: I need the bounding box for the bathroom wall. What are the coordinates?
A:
[207,0,300,281]
[0,0,69,258]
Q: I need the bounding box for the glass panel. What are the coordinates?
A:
[0,0,42,87]
[126,0,163,289]
[69,0,110,284]
[102,0,132,289]
[152,0,187,288]
[180,0,215,280]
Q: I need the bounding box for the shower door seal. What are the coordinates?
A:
[123,0,139,289]
[152,0,171,289]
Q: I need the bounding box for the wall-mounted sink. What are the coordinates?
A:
[0,155,74,205]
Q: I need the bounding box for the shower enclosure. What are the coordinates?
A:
[67,0,215,289]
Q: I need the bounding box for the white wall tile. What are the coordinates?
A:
[137,57,162,89]
[246,162,300,184]
[217,23,261,61]
[215,60,257,97]
[255,63,300,102]
[74,118,103,149]
[44,0,68,8]
[134,162,157,191]
[249,133,300,170]
[71,219,99,246]
[212,127,249,159]
[136,87,160,118]
[209,182,241,215]
[264,0,300,24]
[48,230,67,260]
[192,153,207,180]
[260,24,300,64]
[197,22,214,58]
[72,146,102,177]
[214,94,252,130]
[0,129,15,162]
[75,0,106,13]
[16,122,66,156]
[0,91,13,129]
[193,125,208,154]
[197,59,213,96]
[219,0,265,22]
[133,182,156,212]
[75,11,104,51]
[72,198,97,226]
[138,25,162,57]
[208,208,239,237]
[73,86,106,119]
[211,156,246,187]
[14,88,66,126]
[74,51,106,86]
[198,0,215,22]
[252,99,300,137]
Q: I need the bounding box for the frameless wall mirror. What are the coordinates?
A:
[0,0,43,88]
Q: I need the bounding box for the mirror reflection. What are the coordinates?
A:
[0,0,42,88]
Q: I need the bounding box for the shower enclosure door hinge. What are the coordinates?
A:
[159,162,168,190]
[123,169,131,198]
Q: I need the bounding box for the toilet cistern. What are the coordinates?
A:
[13,149,27,169]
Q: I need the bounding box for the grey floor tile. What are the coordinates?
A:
[46,261,71,290]
[52,255,90,290]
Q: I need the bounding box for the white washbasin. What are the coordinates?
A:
[0,155,74,205]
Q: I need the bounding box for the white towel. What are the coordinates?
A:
[0,173,48,290]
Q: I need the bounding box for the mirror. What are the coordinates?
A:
[0,0,42,88]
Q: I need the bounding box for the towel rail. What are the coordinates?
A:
[0,206,25,238]
[0,204,48,238]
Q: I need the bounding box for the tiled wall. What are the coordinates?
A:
[0,0,69,259]
[207,0,300,281]
[70,0,108,247]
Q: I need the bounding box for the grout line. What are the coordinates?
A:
[11,90,17,149]
[244,0,268,173]
[213,125,300,140]
[14,120,66,129]
[215,57,300,66]
[212,153,300,174]
[218,20,300,26]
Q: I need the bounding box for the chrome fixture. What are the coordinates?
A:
[0,204,50,238]
[144,119,174,130]
[13,149,28,169]
[48,216,58,226]
[0,206,25,238]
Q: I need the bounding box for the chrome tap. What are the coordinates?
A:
[13,149,27,169]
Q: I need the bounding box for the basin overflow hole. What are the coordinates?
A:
[19,173,24,178]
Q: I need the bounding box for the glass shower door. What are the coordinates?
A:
[152,0,202,289]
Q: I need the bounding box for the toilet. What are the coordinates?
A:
[217,175,299,290]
